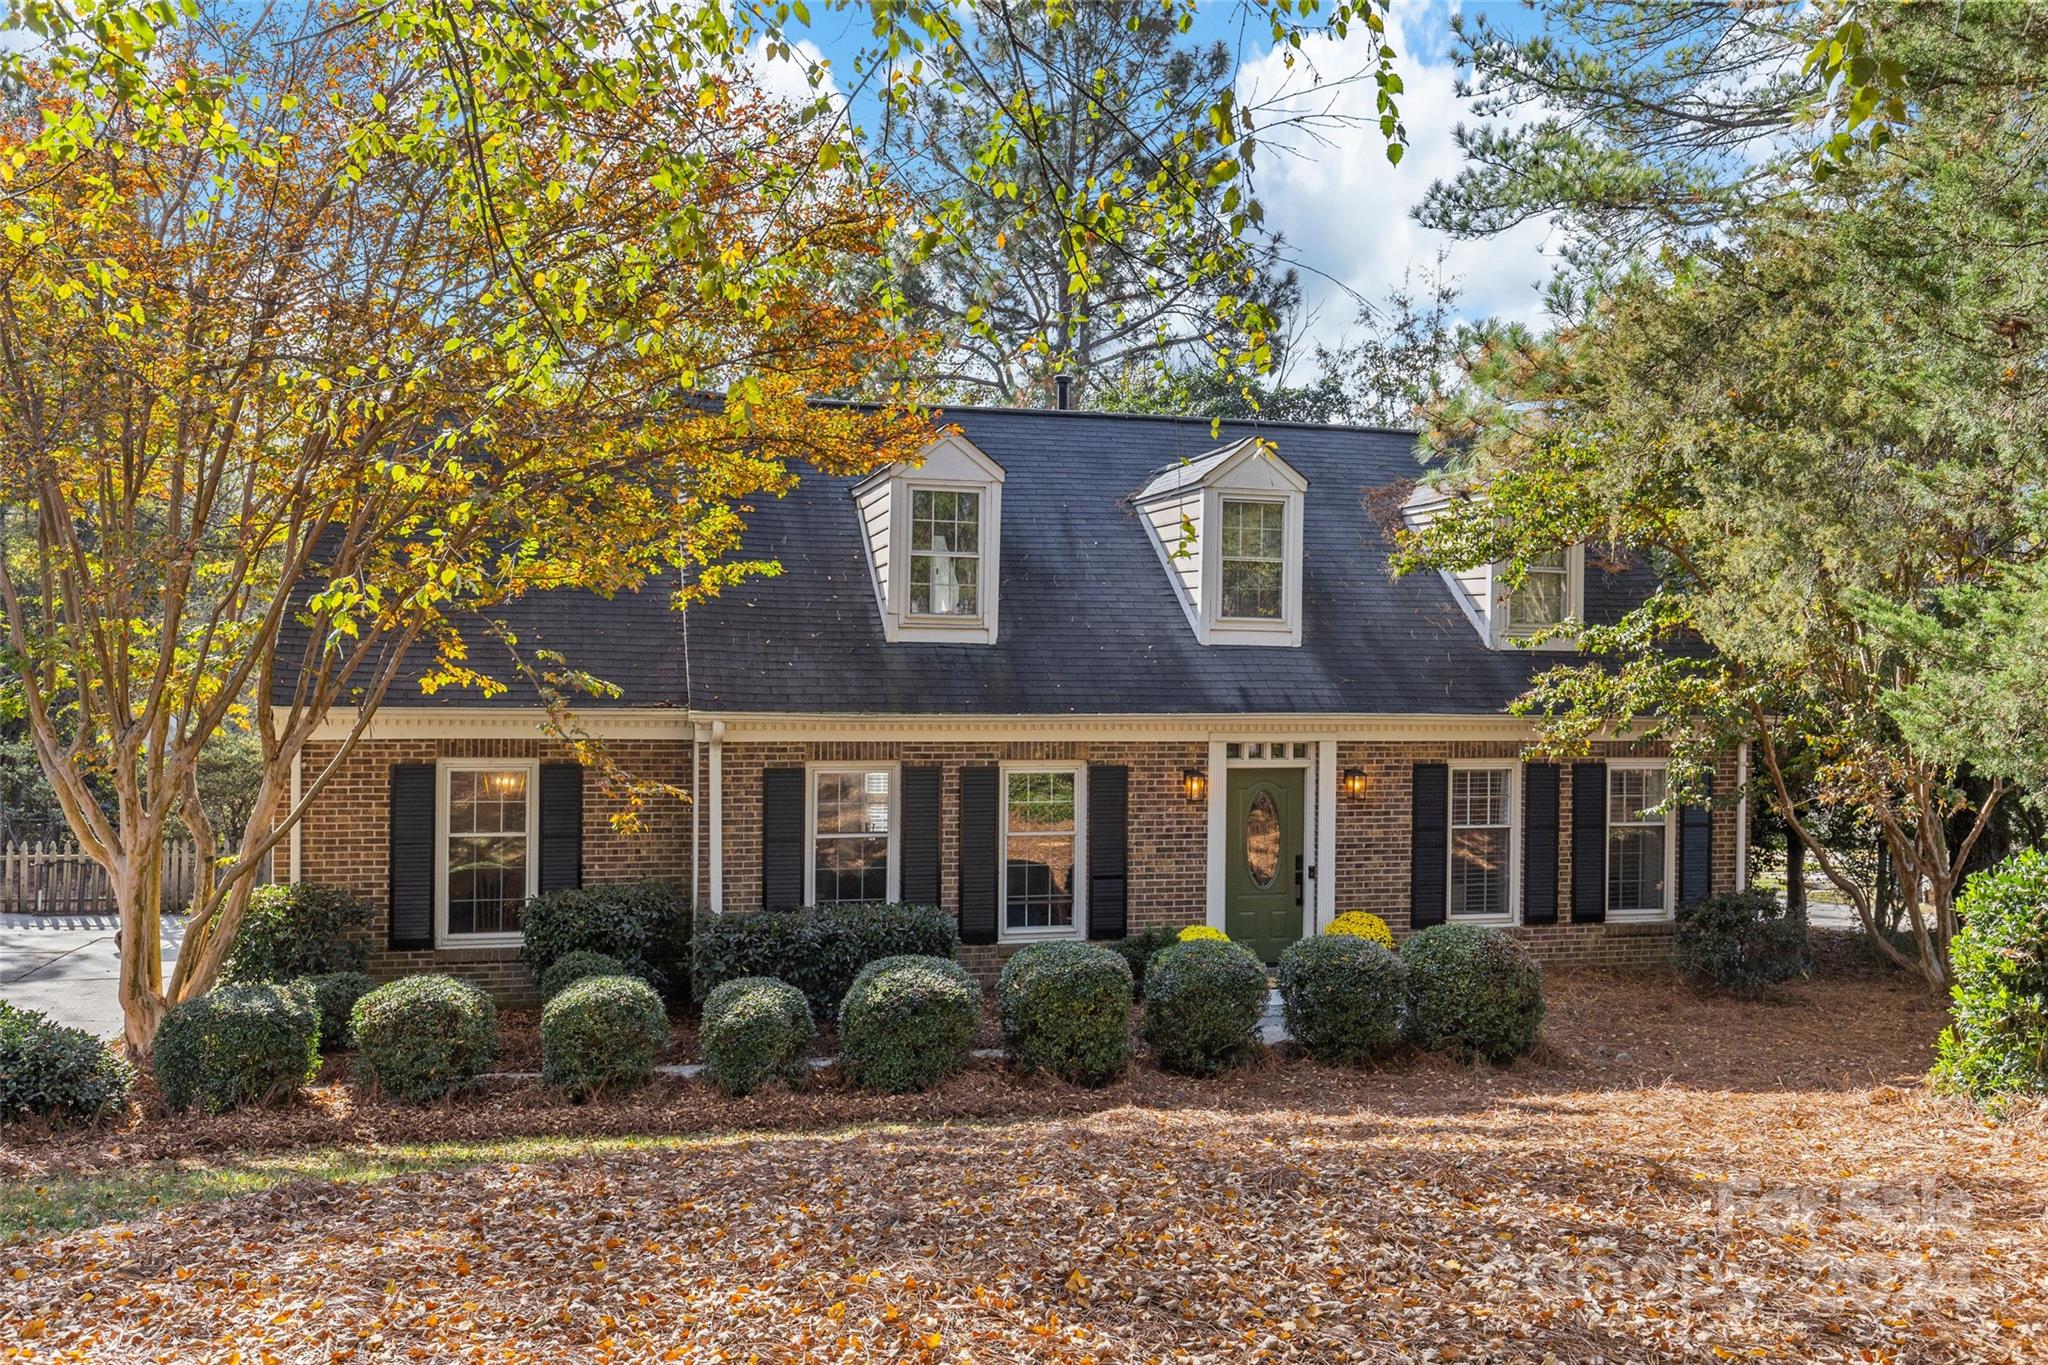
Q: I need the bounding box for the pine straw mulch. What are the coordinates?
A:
[5,959,2048,1362]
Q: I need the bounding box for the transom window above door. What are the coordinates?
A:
[812,767,894,904]
[438,761,538,944]
[1448,765,1513,922]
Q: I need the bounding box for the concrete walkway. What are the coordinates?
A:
[0,913,184,1039]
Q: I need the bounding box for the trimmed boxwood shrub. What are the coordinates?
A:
[154,983,322,1113]
[838,955,980,1093]
[520,881,686,995]
[997,941,1133,1086]
[540,950,629,1004]
[1675,890,1810,995]
[1277,935,1406,1064]
[1108,926,1184,1002]
[0,1001,134,1128]
[694,903,958,1020]
[222,883,370,983]
[350,975,497,1102]
[1933,850,2048,1107]
[1400,924,1545,1064]
[293,971,375,1051]
[540,975,670,1100]
[701,976,816,1097]
[1141,940,1268,1077]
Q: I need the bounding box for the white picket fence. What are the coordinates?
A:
[0,838,200,916]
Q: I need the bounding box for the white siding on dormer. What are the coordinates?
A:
[856,478,892,612]
[1144,487,1202,620]
[1135,438,1308,647]
[1400,495,1490,634]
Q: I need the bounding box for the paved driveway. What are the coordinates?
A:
[0,914,184,1039]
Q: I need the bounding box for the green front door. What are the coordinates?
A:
[1225,768,1305,964]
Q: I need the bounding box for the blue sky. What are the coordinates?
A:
[756,1,1559,366]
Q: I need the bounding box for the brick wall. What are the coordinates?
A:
[297,729,1742,996]
[295,736,692,999]
[1330,739,1740,969]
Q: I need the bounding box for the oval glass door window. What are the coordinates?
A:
[1245,791,1280,887]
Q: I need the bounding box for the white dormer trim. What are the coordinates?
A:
[854,431,1005,645]
[1399,485,1584,651]
[1136,437,1308,647]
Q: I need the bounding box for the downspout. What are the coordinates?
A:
[1735,740,1750,893]
[288,748,303,884]
[708,719,725,914]
[691,722,705,912]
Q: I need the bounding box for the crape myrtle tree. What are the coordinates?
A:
[0,5,938,1059]
[0,0,1409,1058]
[1396,4,2048,991]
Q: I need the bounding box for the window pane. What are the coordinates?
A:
[1450,828,1510,918]
[1220,559,1283,619]
[1244,791,1280,888]
[1608,826,1667,912]
[814,770,890,904]
[1004,771,1076,931]
[1610,768,1667,824]
[1450,769,1509,827]
[1510,567,1568,628]
[448,833,527,936]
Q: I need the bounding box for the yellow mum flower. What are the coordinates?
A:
[1325,911,1394,949]
[1177,924,1230,944]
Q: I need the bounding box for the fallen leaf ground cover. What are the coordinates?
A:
[4,950,2044,1362]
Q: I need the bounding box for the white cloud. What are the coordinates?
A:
[740,34,844,112]
[1234,1,1558,361]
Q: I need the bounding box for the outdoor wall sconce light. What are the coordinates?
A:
[1181,767,1208,802]
[1340,767,1370,799]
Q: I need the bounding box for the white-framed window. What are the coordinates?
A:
[436,759,539,945]
[808,765,898,905]
[1608,762,1674,920]
[907,487,981,618]
[1218,498,1287,621]
[1001,765,1086,939]
[1498,545,1586,643]
[1448,764,1515,923]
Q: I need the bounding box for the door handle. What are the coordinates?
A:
[1294,853,1304,907]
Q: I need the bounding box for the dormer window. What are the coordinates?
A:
[1219,499,1286,620]
[1399,486,1585,652]
[1136,438,1307,647]
[908,488,981,617]
[854,432,1004,644]
[1496,545,1585,645]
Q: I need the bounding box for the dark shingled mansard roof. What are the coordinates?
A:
[279,405,1651,716]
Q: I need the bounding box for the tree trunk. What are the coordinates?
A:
[115,853,167,1062]
[1785,834,1807,921]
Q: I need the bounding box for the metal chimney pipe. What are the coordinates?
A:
[1054,373,1073,410]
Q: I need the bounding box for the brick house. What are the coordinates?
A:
[281,405,1748,996]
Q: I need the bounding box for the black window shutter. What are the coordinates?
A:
[1679,775,1714,907]
[538,763,583,893]
[900,765,942,905]
[388,764,436,950]
[1571,762,1608,923]
[1409,762,1449,929]
[1086,765,1128,940]
[1522,762,1560,925]
[958,765,1000,946]
[761,766,806,911]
